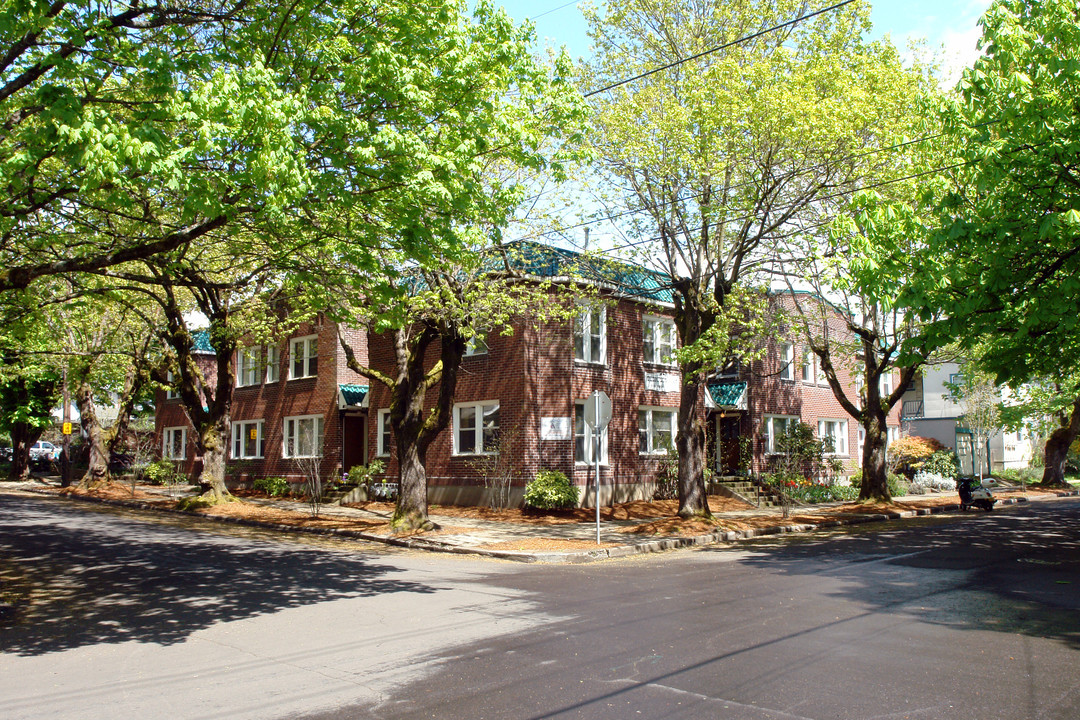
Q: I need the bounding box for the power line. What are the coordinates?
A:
[570,158,972,260]
[584,0,859,98]
[510,129,952,245]
[532,0,580,20]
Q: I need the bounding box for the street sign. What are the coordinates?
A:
[62,422,72,435]
[583,390,612,430]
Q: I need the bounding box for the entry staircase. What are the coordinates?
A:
[711,476,785,509]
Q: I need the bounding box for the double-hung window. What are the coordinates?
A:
[265,345,280,383]
[162,427,186,459]
[879,373,893,399]
[283,414,324,458]
[779,343,794,381]
[231,420,265,459]
[290,335,318,379]
[376,409,392,457]
[764,415,799,454]
[166,371,179,400]
[237,347,261,387]
[575,402,609,464]
[464,329,488,357]
[818,419,848,456]
[454,402,499,455]
[638,407,676,454]
[642,316,676,366]
[801,349,813,383]
[574,306,606,364]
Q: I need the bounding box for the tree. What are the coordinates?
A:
[0,1,293,293]
[585,0,929,516]
[917,0,1080,485]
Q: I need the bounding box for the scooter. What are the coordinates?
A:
[958,475,996,512]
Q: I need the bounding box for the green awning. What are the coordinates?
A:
[338,384,369,409]
[706,381,747,410]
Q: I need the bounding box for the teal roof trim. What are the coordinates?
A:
[500,241,673,304]
[339,384,369,408]
[192,329,215,354]
[707,381,747,408]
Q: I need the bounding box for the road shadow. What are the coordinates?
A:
[725,499,1080,650]
[0,495,436,656]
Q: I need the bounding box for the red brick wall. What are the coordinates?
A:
[155,318,372,487]
[363,295,682,504]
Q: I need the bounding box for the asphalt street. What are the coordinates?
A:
[1,491,1078,719]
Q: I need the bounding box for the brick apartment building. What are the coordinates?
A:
[154,250,900,506]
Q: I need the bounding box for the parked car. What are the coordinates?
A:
[0,446,11,462]
[28,441,60,461]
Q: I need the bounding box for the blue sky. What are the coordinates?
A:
[495,0,993,83]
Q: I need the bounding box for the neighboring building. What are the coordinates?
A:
[154,247,900,505]
[900,362,1033,474]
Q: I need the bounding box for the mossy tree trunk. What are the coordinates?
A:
[342,323,467,534]
[1042,396,1080,487]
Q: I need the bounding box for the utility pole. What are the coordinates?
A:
[60,367,72,487]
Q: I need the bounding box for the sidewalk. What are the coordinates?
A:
[8,478,1077,564]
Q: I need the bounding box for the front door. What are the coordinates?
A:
[342,414,367,473]
[717,415,742,475]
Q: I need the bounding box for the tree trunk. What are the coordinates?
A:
[1041,396,1080,487]
[859,410,890,501]
[73,376,110,487]
[676,372,711,518]
[393,437,433,532]
[7,423,40,481]
[194,419,231,500]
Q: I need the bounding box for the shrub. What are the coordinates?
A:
[253,476,290,497]
[142,460,186,486]
[887,472,909,497]
[522,469,579,510]
[888,436,947,477]
[911,471,956,492]
[922,450,959,479]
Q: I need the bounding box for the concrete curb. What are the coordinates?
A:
[13,485,1075,564]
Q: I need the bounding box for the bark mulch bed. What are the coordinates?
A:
[404,494,755,524]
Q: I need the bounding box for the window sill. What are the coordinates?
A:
[575,461,610,467]
[574,360,608,369]
[452,452,499,458]
[287,375,317,382]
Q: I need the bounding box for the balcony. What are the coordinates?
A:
[901,400,924,419]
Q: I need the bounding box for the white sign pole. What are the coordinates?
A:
[583,390,612,545]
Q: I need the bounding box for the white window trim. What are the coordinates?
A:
[574,305,607,365]
[800,349,813,383]
[236,347,261,388]
[452,401,500,456]
[289,334,318,380]
[779,343,794,381]
[763,414,800,454]
[642,315,676,366]
[818,418,849,456]
[283,414,324,458]
[638,406,677,455]
[265,344,280,383]
[231,419,265,459]
[166,371,179,400]
[162,426,186,460]
[575,401,609,465]
[376,409,392,457]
